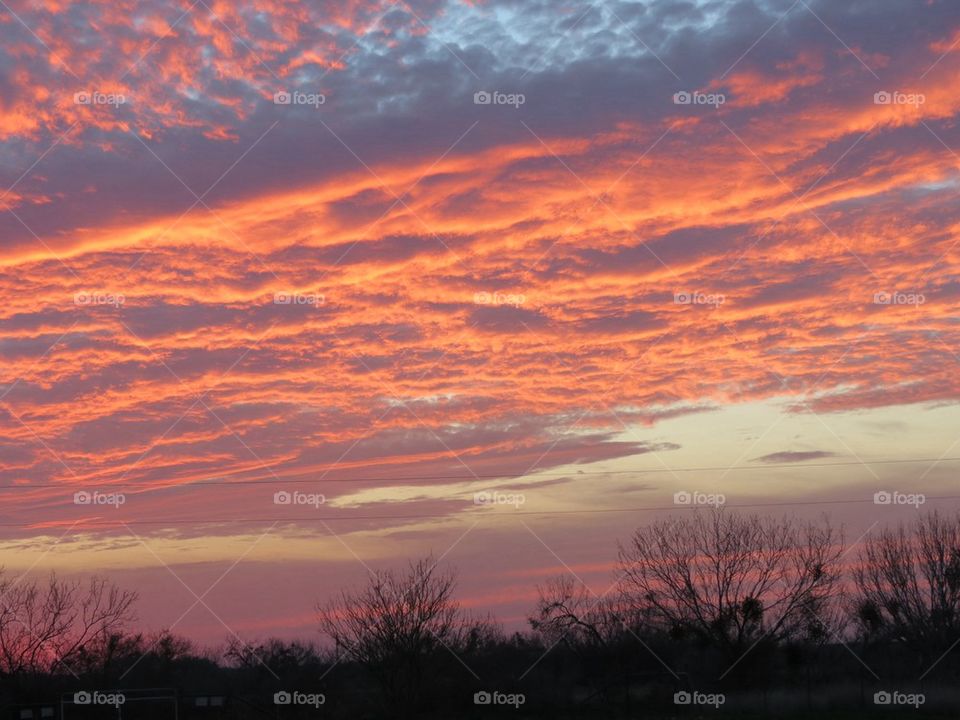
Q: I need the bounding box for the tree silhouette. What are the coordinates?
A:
[0,572,136,679]
[317,556,474,716]
[854,510,960,660]
[617,509,843,661]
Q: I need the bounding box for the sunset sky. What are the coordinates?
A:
[1,0,960,644]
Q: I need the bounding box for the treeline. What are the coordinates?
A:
[2,510,960,718]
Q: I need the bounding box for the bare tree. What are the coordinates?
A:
[530,575,628,649]
[854,511,960,655]
[530,575,648,708]
[0,572,137,677]
[617,509,843,658]
[317,556,473,714]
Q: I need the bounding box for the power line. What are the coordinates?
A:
[2,455,959,491]
[4,494,960,528]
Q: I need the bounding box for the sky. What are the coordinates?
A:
[1,0,960,644]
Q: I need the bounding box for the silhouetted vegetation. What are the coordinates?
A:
[2,510,960,718]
